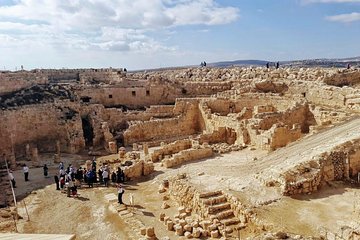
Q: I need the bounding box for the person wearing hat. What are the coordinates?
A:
[8,170,16,188]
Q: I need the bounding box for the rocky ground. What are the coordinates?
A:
[2,118,360,239]
[1,142,360,239]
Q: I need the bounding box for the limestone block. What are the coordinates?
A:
[184,224,192,232]
[143,162,154,176]
[175,225,184,236]
[209,224,218,231]
[201,229,209,237]
[184,231,192,238]
[210,230,219,238]
[179,213,187,219]
[179,219,187,227]
[140,227,146,236]
[143,143,149,155]
[185,207,192,215]
[225,227,233,234]
[200,220,211,230]
[275,231,288,239]
[164,216,171,224]
[166,220,174,231]
[146,227,155,237]
[159,213,165,221]
[161,202,170,209]
[158,186,166,193]
[191,221,199,228]
[192,227,201,238]
[178,206,186,214]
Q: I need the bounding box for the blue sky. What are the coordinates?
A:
[0,0,359,70]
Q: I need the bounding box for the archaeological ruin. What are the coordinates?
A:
[1,66,360,239]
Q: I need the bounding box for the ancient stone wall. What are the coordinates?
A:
[162,147,213,168]
[123,99,204,146]
[323,69,360,87]
[198,127,237,145]
[260,124,302,150]
[151,139,192,162]
[279,139,360,195]
[199,97,313,150]
[0,71,48,95]
[0,101,85,162]
[104,105,174,130]
[122,160,154,180]
[77,85,178,108]
[254,102,313,132]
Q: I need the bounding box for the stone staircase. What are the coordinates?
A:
[199,191,241,229]
[105,193,145,240]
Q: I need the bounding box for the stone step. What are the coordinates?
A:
[213,210,235,220]
[199,191,222,199]
[221,218,240,226]
[203,195,227,205]
[208,203,231,214]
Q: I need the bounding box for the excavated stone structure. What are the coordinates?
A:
[2,66,360,238]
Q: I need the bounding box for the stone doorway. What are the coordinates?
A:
[81,116,94,147]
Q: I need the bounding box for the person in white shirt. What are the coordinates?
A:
[8,170,16,188]
[117,184,124,204]
[102,169,109,187]
[23,164,29,181]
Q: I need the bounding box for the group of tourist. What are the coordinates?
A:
[8,159,127,204]
[53,160,126,202]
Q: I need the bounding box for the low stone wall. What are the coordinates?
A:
[151,139,192,162]
[261,124,302,150]
[123,160,154,180]
[323,69,360,87]
[277,139,360,195]
[198,127,236,145]
[162,147,213,168]
[123,100,203,146]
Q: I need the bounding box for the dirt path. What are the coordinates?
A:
[257,117,360,178]
[17,185,131,240]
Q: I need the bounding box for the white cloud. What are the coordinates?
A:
[326,12,360,22]
[0,0,239,55]
[165,0,239,25]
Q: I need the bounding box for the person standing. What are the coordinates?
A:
[23,164,29,181]
[98,168,103,183]
[117,184,124,204]
[111,171,116,183]
[116,167,122,184]
[43,164,48,177]
[102,169,109,187]
[59,162,64,170]
[8,170,16,188]
[54,175,60,190]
